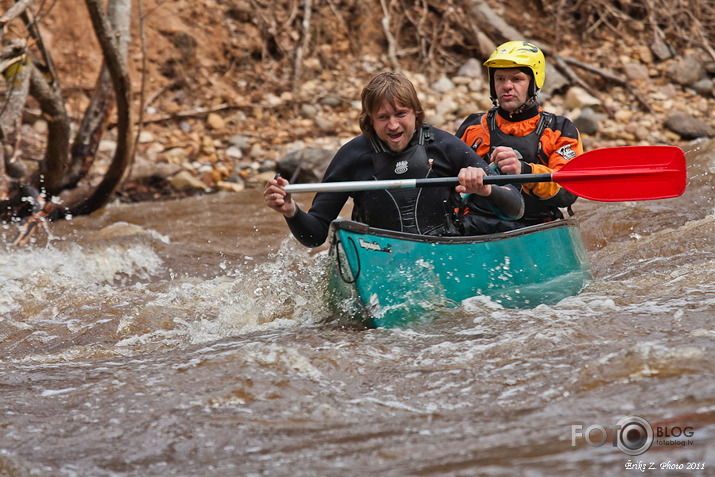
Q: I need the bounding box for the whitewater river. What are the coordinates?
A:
[0,140,713,476]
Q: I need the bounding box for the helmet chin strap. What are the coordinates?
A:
[493,94,538,117]
[507,94,538,117]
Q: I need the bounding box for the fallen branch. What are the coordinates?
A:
[465,0,656,116]
[135,103,241,125]
[553,52,655,114]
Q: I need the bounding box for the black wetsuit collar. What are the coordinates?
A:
[370,126,425,154]
[497,101,540,122]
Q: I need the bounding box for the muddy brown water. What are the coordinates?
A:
[0,141,713,476]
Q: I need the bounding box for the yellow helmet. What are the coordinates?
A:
[484,41,545,99]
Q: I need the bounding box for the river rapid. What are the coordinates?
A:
[0,141,713,476]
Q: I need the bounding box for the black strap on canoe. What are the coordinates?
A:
[336,236,360,284]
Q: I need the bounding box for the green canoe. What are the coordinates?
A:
[325,219,593,328]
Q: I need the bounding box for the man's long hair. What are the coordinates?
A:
[359,72,425,138]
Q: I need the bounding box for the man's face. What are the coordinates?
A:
[494,68,531,112]
[372,99,416,152]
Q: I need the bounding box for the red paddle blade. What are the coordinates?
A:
[554,146,687,201]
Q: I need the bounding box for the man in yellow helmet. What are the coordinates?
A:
[456,40,584,230]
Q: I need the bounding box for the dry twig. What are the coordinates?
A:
[380,0,401,71]
[293,0,312,102]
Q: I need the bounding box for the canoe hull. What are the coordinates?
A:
[326,219,592,328]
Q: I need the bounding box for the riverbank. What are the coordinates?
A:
[113,54,714,202]
[24,0,715,203]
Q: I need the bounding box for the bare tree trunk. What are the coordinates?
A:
[63,0,134,217]
[66,0,132,189]
[64,67,114,188]
[0,0,134,237]
[29,63,72,195]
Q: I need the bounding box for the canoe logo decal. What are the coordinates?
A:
[394,160,408,174]
[358,238,391,253]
